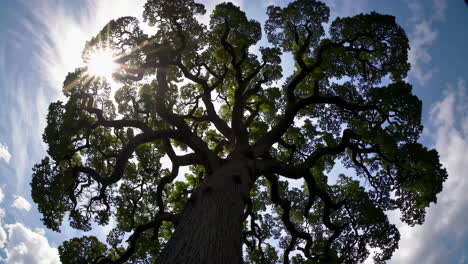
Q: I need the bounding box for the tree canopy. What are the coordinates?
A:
[31,0,447,263]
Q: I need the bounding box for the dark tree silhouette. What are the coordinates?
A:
[58,236,110,264]
[31,0,447,263]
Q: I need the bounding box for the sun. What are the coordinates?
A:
[86,49,118,79]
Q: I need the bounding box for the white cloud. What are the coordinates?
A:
[408,20,438,85]
[0,225,6,249]
[0,187,4,204]
[12,196,31,212]
[0,142,11,164]
[3,223,60,264]
[406,0,448,85]
[0,200,5,250]
[390,79,468,263]
[0,198,59,263]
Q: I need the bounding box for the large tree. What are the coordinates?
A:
[31,0,447,263]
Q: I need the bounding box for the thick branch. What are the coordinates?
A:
[253,95,378,157]
[263,172,316,262]
[219,19,252,147]
[253,33,378,157]
[176,59,235,142]
[95,212,178,264]
[82,93,153,134]
[303,129,360,168]
[155,69,220,169]
[74,130,184,186]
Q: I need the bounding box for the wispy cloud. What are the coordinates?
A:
[5,76,49,191]
[327,0,369,17]
[3,0,146,194]
[25,0,144,91]
[0,0,147,248]
[0,3,149,257]
[408,19,438,85]
[405,0,448,85]
[390,79,468,263]
[12,196,31,212]
[432,0,448,22]
[23,0,245,91]
[0,143,11,164]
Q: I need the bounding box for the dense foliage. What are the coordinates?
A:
[31,0,447,263]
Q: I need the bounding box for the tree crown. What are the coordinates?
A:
[32,0,447,263]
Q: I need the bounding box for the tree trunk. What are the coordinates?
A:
[158,154,255,264]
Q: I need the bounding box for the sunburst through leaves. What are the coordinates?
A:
[85,48,118,80]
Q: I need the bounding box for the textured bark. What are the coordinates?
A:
[158,154,255,264]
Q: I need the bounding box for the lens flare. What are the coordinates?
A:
[86,49,118,79]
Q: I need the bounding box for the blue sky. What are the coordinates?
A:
[0,0,467,263]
